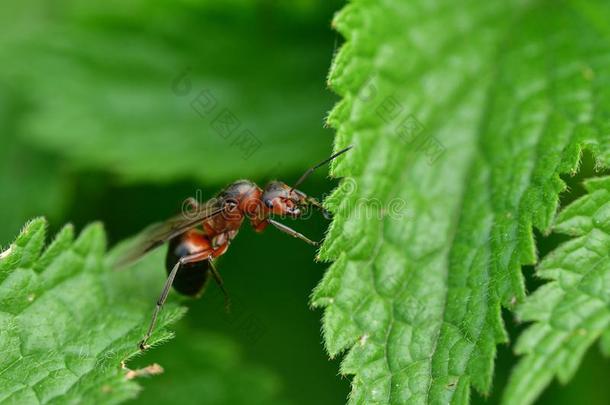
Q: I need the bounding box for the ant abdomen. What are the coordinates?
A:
[165,236,210,297]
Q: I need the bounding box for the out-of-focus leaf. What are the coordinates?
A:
[131,326,290,405]
[0,0,339,185]
[0,90,68,245]
[602,328,610,357]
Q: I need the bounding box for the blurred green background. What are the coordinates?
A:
[0,1,608,404]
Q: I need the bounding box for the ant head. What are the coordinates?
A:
[262,181,306,217]
[262,181,331,219]
[261,146,353,219]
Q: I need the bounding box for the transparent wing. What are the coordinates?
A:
[113,197,224,268]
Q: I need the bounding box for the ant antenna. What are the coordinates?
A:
[291,145,353,191]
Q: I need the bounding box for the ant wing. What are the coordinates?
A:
[112,197,225,268]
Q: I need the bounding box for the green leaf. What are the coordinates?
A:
[0,218,294,404]
[0,218,185,404]
[0,0,339,185]
[0,90,68,245]
[601,328,610,357]
[313,0,610,403]
[502,176,610,405]
[0,219,287,404]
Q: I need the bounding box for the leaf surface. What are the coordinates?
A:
[313,0,610,403]
[0,219,184,404]
[502,176,610,405]
[0,219,284,404]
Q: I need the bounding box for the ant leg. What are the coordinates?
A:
[208,260,231,313]
[139,250,212,351]
[267,218,319,246]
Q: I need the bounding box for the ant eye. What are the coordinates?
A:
[225,199,238,210]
